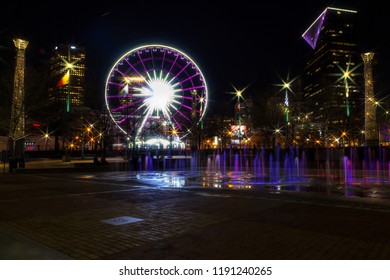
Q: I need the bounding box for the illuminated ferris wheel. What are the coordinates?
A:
[105,44,208,146]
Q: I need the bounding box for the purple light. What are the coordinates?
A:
[302,9,327,49]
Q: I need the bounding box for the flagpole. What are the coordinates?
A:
[63,45,71,162]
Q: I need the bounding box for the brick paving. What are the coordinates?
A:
[1,159,390,260]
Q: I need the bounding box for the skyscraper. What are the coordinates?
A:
[302,7,363,146]
[48,44,85,110]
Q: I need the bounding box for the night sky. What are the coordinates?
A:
[0,0,388,115]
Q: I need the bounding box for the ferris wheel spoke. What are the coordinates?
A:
[108,81,124,87]
[135,110,154,139]
[168,62,190,84]
[178,72,200,85]
[181,94,200,101]
[167,115,183,131]
[117,107,143,124]
[175,108,191,122]
[114,68,127,77]
[118,114,133,124]
[179,103,194,112]
[151,48,158,72]
[161,49,167,70]
[124,58,144,78]
[137,52,149,74]
[181,85,206,92]
[106,95,127,99]
[167,54,179,76]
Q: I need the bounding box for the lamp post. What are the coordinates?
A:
[343,70,350,146]
[283,82,290,147]
[343,70,350,119]
[235,90,243,149]
[229,84,249,149]
[337,60,359,146]
[44,133,49,151]
[276,75,293,147]
[80,116,85,159]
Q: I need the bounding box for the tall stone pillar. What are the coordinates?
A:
[9,38,29,155]
[361,52,378,147]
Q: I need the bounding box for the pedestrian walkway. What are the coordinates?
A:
[0,225,71,260]
[1,157,126,174]
[2,169,390,260]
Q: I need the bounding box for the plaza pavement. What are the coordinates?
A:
[1,157,390,260]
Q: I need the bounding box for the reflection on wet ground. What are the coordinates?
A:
[84,169,390,201]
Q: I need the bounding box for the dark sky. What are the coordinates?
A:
[0,0,388,115]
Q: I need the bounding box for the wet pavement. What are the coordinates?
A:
[2,157,390,259]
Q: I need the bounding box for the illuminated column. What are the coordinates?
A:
[283,82,290,147]
[191,90,198,149]
[9,38,29,155]
[235,90,242,148]
[361,52,378,146]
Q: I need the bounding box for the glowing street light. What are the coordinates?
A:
[281,81,292,146]
[275,71,297,147]
[44,133,50,151]
[343,70,350,119]
[35,125,54,151]
[228,84,249,149]
[334,60,360,146]
[335,59,360,128]
[283,82,291,122]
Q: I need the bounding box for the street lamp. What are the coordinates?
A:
[236,90,243,148]
[228,84,250,149]
[335,60,360,146]
[283,82,291,146]
[44,133,49,151]
[37,126,53,151]
[343,70,350,121]
[275,72,296,148]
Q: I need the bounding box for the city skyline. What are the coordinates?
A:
[2,2,390,268]
[0,1,388,115]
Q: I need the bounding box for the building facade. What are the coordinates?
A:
[48,44,85,110]
[302,7,363,146]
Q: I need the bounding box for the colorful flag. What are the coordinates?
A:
[120,84,129,95]
[57,70,70,87]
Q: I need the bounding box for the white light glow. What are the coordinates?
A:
[143,77,176,112]
[130,70,181,139]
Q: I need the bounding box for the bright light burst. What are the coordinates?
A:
[132,71,182,138]
[333,59,362,118]
[137,71,180,116]
[274,70,298,125]
[274,71,298,95]
[334,60,361,85]
[227,83,250,101]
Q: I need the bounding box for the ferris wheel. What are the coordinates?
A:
[105,44,208,144]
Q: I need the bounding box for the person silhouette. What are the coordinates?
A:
[100,156,108,166]
[93,156,101,166]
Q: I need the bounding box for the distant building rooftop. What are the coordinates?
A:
[302,7,357,49]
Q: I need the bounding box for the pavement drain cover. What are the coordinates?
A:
[101,216,143,225]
